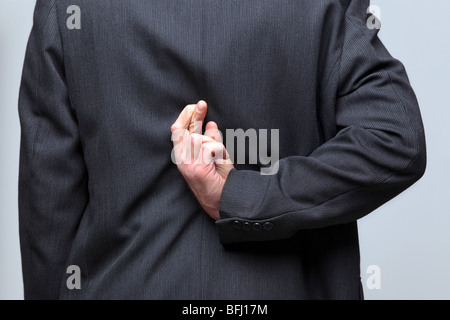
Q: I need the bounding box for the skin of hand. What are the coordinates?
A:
[171,101,235,220]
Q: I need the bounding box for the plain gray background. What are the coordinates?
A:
[1,0,449,300]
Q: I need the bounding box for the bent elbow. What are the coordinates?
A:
[403,127,427,186]
[411,134,427,182]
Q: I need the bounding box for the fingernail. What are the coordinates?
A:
[196,101,206,112]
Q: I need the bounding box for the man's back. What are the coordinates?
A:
[18,0,425,299]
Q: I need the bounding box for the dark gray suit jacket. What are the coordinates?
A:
[19,0,426,300]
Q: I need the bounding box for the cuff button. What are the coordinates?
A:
[253,223,262,231]
[232,221,241,229]
[243,222,251,231]
[263,222,273,231]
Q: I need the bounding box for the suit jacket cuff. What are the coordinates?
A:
[216,169,296,244]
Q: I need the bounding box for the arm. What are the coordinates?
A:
[18,1,88,299]
[215,1,426,243]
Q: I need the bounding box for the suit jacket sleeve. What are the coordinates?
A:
[18,1,88,299]
[216,1,427,243]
